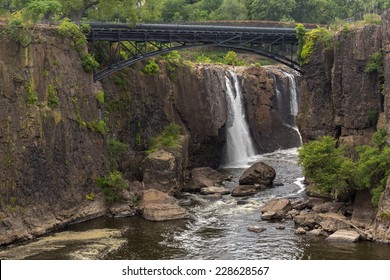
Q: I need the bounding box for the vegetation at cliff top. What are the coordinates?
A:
[1,0,389,25]
[298,129,390,206]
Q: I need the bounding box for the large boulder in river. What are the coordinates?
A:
[139,189,189,221]
[261,198,292,220]
[326,229,360,242]
[239,162,276,186]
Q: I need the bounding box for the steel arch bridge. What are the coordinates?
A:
[86,23,302,81]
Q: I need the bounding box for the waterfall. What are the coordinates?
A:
[223,70,256,167]
[284,71,299,117]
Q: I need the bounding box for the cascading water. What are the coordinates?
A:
[223,70,256,167]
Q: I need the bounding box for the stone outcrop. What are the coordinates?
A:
[239,162,276,186]
[240,66,302,151]
[231,185,258,197]
[138,189,189,221]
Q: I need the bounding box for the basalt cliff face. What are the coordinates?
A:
[297,11,390,243]
[0,26,300,244]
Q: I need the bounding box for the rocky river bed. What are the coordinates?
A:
[1,148,390,260]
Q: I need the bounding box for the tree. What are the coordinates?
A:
[247,0,296,21]
[24,0,62,22]
[210,0,247,20]
[137,0,163,22]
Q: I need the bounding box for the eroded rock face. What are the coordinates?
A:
[297,23,383,142]
[372,177,390,243]
[138,189,189,221]
[239,162,276,186]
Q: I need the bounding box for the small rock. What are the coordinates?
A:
[306,228,323,236]
[326,229,360,242]
[295,227,306,235]
[237,200,249,205]
[200,186,230,195]
[276,224,285,230]
[204,194,223,200]
[247,226,266,233]
[231,185,257,197]
[274,182,284,187]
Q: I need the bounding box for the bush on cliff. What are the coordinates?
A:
[298,130,390,206]
[96,171,128,204]
[147,123,182,154]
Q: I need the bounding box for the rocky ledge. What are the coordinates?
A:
[259,195,381,243]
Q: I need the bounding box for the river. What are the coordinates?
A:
[1,148,390,260]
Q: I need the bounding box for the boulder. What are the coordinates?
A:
[109,203,136,218]
[312,202,344,213]
[326,229,360,242]
[276,224,285,230]
[239,162,276,186]
[183,167,231,192]
[231,185,257,197]
[200,186,230,195]
[315,213,351,232]
[306,228,323,236]
[293,211,316,229]
[247,226,266,233]
[139,189,189,221]
[295,227,306,235]
[261,198,292,220]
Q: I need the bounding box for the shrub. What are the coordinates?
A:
[224,50,239,66]
[107,138,128,168]
[363,14,382,25]
[196,54,212,64]
[141,59,159,75]
[298,136,355,198]
[82,53,99,72]
[57,18,87,52]
[27,81,38,105]
[47,84,60,107]
[365,50,384,77]
[147,123,182,154]
[6,15,32,47]
[95,90,105,104]
[87,119,107,134]
[298,27,333,65]
[298,130,390,206]
[96,171,128,204]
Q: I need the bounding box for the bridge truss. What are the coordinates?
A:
[87,23,302,81]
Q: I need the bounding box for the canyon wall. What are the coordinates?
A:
[0,25,300,244]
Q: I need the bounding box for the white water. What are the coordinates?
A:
[223,70,256,167]
[284,71,299,117]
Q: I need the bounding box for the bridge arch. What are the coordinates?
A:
[87,23,302,81]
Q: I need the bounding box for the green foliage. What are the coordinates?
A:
[379,211,390,220]
[95,90,105,104]
[298,136,355,198]
[87,119,107,134]
[365,50,384,77]
[96,170,128,204]
[85,193,95,201]
[363,13,382,25]
[224,50,239,66]
[27,80,38,105]
[247,0,296,21]
[47,84,60,107]
[147,123,182,154]
[299,130,390,206]
[24,0,62,22]
[81,53,99,72]
[298,27,333,65]
[57,18,87,52]
[141,59,159,75]
[6,14,32,47]
[107,138,128,169]
[196,53,212,64]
